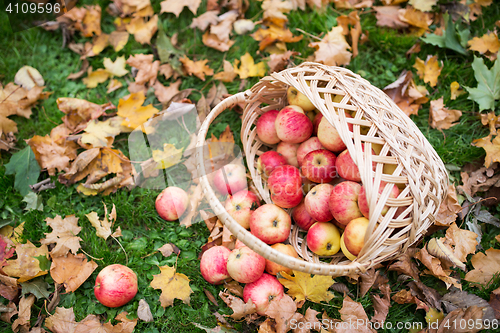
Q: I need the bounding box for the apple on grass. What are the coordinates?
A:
[306,222,341,256]
[268,165,303,208]
[277,142,299,168]
[225,190,260,229]
[227,246,266,283]
[155,186,189,221]
[358,181,400,218]
[243,273,284,315]
[256,151,288,178]
[336,146,375,183]
[305,184,334,222]
[317,112,353,153]
[287,86,316,112]
[213,163,247,195]
[250,204,291,244]
[343,217,369,256]
[301,149,337,183]
[329,181,363,228]
[291,201,316,231]
[296,137,325,167]
[265,243,299,275]
[200,246,231,285]
[94,264,138,308]
[275,105,313,144]
[256,109,281,145]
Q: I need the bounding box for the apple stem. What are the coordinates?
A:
[112,235,129,265]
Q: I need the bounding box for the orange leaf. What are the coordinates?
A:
[126,54,159,85]
[465,248,500,286]
[472,129,500,168]
[202,31,235,52]
[117,91,160,130]
[251,23,302,51]
[337,295,375,332]
[429,97,462,129]
[413,55,442,87]
[50,253,98,293]
[56,98,114,133]
[2,241,49,283]
[468,31,500,60]
[125,15,158,44]
[180,57,214,81]
[213,60,237,82]
[152,79,182,104]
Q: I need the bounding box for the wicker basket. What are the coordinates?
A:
[195,62,449,276]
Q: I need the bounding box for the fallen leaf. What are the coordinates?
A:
[465,56,500,111]
[408,280,442,311]
[262,0,293,27]
[429,97,462,129]
[159,64,175,80]
[467,31,500,60]
[472,129,500,168]
[391,289,429,312]
[20,277,50,300]
[0,234,15,269]
[450,81,465,100]
[213,60,237,82]
[103,56,129,77]
[438,306,485,333]
[5,146,41,196]
[251,23,302,51]
[413,55,443,87]
[210,11,238,43]
[202,30,235,52]
[86,203,120,240]
[109,30,129,52]
[126,53,160,85]
[337,11,361,57]
[267,51,298,73]
[219,292,257,320]
[383,70,429,116]
[371,286,390,324]
[67,60,90,80]
[50,253,98,293]
[150,264,193,307]
[40,215,82,257]
[152,143,184,169]
[91,33,110,57]
[373,6,409,29]
[264,294,297,333]
[160,0,201,17]
[427,238,465,271]
[359,268,388,297]
[415,247,461,289]
[234,19,255,35]
[82,67,110,88]
[190,10,220,31]
[408,0,437,12]
[117,91,160,131]
[180,57,214,81]
[12,294,35,333]
[152,79,182,104]
[3,241,49,283]
[27,131,78,176]
[465,248,500,286]
[336,295,375,333]
[56,97,114,133]
[278,270,335,303]
[387,250,420,281]
[158,243,180,257]
[309,26,352,66]
[0,274,18,301]
[137,299,154,322]
[398,5,433,31]
[0,301,17,323]
[421,12,467,55]
[233,53,267,79]
[489,290,500,319]
[179,184,204,227]
[44,307,78,333]
[73,311,137,333]
[80,118,122,148]
[78,5,102,37]
[125,15,159,44]
[14,66,44,90]
[441,289,495,321]
[441,222,478,263]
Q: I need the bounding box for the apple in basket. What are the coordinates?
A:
[213,163,247,195]
[296,137,325,167]
[340,234,357,261]
[317,112,353,153]
[306,222,341,256]
[291,201,316,231]
[200,246,231,285]
[243,273,284,315]
[343,217,370,257]
[277,142,299,167]
[313,113,323,135]
[256,151,288,178]
[268,165,303,208]
[305,183,334,222]
[250,203,291,244]
[226,246,266,284]
[225,190,261,230]
[301,149,338,183]
[155,186,189,221]
[287,86,316,112]
[265,243,299,276]
[358,181,400,218]
[275,105,313,144]
[256,109,281,145]
[336,145,376,183]
[329,181,363,228]
[94,264,138,308]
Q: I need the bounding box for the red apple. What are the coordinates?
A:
[256,151,288,178]
[155,187,189,221]
[213,163,247,195]
[317,112,353,153]
[275,105,313,144]
[225,190,261,229]
[94,264,138,308]
[268,165,303,208]
[313,112,323,135]
[296,137,325,166]
[336,146,375,182]
[305,183,334,222]
[277,142,299,167]
[287,86,316,111]
[234,239,246,249]
[358,181,400,218]
[301,149,338,183]
[250,204,291,244]
[291,201,316,231]
[199,246,231,285]
[256,110,280,145]
[227,246,266,283]
[343,217,370,256]
[300,171,317,195]
[243,273,284,315]
[265,243,299,276]
[306,222,341,256]
[329,181,363,228]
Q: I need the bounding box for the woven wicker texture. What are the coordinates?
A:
[195,62,449,276]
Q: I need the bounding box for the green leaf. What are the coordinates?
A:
[21,277,51,300]
[156,25,183,74]
[34,254,51,272]
[465,56,500,111]
[5,146,40,196]
[22,192,43,211]
[421,13,467,55]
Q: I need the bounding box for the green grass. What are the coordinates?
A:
[1,0,500,332]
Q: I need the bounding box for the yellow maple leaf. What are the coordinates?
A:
[150,265,193,308]
[3,241,49,283]
[465,248,500,286]
[233,53,267,79]
[213,60,237,82]
[40,215,82,258]
[179,57,214,81]
[80,5,102,37]
[308,26,352,66]
[251,23,303,51]
[117,91,160,131]
[125,15,158,44]
[278,270,335,303]
[467,31,500,59]
[413,55,442,87]
[50,253,98,293]
[81,119,122,148]
[152,143,184,169]
[82,67,110,88]
[472,129,500,168]
[103,56,128,77]
[85,203,121,240]
[91,33,109,56]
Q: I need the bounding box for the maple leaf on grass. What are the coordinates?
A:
[40,215,82,257]
[421,13,467,55]
[439,306,485,333]
[50,253,98,293]
[152,79,182,105]
[150,264,193,307]
[103,56,128,77]
[413,55,443,88]
[251,23,302,51]
[429,98,462,130]
[264,294,299,333]
[82,67,110,88]
[267,51,298,73]
[125,15,159,44]
[467,31,500,60]
[180,57,214,81]
[391,289,429,311]
[202,31,235,52]
[383,70,429,116]
[210,11,238,44]
[44,307,78,333]
[56,97,115,133]
[278,270,334,303]
[213,60,237,82]
[472,129,500,168]
[233,53,267,79]
[219,292,257,320]
[12,294,35,333]
[465,56,500,111]
[152,143,184,169]
[27,132,78,176]
[337,296,375,333]
[399,5,433,32]
[3,241,49,283]
[126,54,160,86]
[373,6,409,29]
[0,274,18,301]
[5,146,40,196]
[337,11,362,57]
[450,81,465,100]
[86,203,121,240]
[80,118,122,148]
[117,91,160,131]
[261,0,293,27]
[160,0,201,17]
[190,10,220,31]
[309,26,352,66]
[109,31,129,52]
[414,247,461,289]
[465,248,500,286]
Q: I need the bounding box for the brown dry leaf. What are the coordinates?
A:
[489,289,500,319]
[180,57,214,81]
[91,33,110,57]
[126,54,159,85]
[86,203,121,240]
[74,312,137,333]
[150,264,192,308]
[442,222,478,263]
[413,55,442,87]
[262,0,293,27]
[472,129,500,168]
[179,184,203,227]
[429,97,462,130]
[3,241,49,283]
[12,294,35,333]
[210,11,238,43]
[309,26,352,66]
[159,64,175,80]
[190,10,220,31]
[435,184,462,226]
[465,248,500,286]
[160,0,201,17]
[359,268,388,297]
[0,274,18,301]
[292,308,321,333]
[387,250,420,281]
[81,118,122,148]
[137,299,154,322]
[398,5,433,32]
[152,80,182,104]
[383,70,429,116]
[125,15,158,44]
[427,238,465,270]
[67,60,90,80]
[27,131,78,176]
[373,6,409,29]
[157,243,180,257]
[117,91,160,130]
[202,31,235,52]
[371,285,391,324]
[77,5,102,37]
[468,31,500,61]
[415,247,461,289]
[409,0,437,12]
[56,98,114,133]
[264,294,297,333]
[219,292,257,320]
[109,31,129,52]
[337,11,362,58]
[278,270,335,303]
[45,307,78,333]
[40,215,82,257]
[437,306,485,333]
[50,253,98,293]
[0,301,18,323]
[251,23,302,51]
[267,51,298,73]
[233,53,267,79]
[336,296,375,333]
[213,60,237,82]
[450,81,465,100]
[391,289,429,311]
